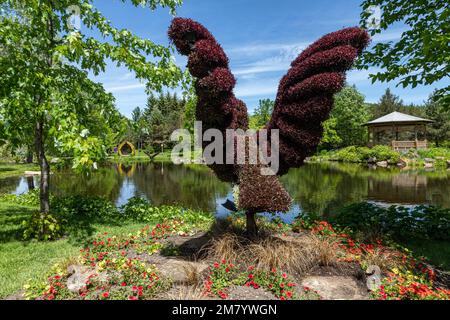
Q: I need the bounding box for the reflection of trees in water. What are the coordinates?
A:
[0,177,21,194]
[130,162,230,211]
[280,162,450,217]
[281,163,367,217]
[7,161,448,214]
[50,166,123,201]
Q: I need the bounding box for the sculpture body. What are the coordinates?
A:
[168,18,370,234]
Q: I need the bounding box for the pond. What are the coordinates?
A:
[1,161,449,223]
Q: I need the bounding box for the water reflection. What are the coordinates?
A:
[1,162,449,221]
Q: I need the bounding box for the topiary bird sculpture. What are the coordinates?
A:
[168,18,370,236]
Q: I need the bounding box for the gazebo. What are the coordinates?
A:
[363,112,433,151]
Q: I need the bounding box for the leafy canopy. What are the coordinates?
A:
[359,0,449,103]
[0,0,184,169]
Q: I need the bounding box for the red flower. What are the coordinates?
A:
[121,282,127,287]
[282,273,287,278]
[248,274,254,279]
[102,292,109,298]
[129,296,138,300]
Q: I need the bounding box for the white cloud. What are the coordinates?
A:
[104,82,145,93]
[234,80,279,98]
[347,68,382,84]
[372,29,404,42]
[226,41,309,56]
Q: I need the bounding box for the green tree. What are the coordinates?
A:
[328,86,370,147]
[144,92,186,149]
[359,0,449,103]
[319,118,342,150]
[425,91,450,146]
[249,99,274,129]
[0,0,183,214]
[372,88,404,118]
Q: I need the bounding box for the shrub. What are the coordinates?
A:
[0,189,41,206]
[314,145,401,164]
[22,212,65,241]
[333,203,450,241]
[368,145,400,164]
[52,195,121,223]
[121,197,213,229]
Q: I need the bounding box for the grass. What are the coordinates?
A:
[0,162,39,178]
[0,201,148,298]
[400,239,450,272]
[106,150,174,162]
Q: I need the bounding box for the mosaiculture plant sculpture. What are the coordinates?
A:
[168,18,370,235]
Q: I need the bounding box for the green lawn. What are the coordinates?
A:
[400,239,450,272]
[0,201,148,298]
[0,162,39,178]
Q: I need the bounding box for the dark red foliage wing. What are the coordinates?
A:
[168,18,249,182]
[267,27,370,175]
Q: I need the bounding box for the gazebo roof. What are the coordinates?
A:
[363,111,433,126]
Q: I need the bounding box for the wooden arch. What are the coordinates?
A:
[118,141,136,156]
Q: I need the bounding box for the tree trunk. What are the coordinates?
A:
[246,211,258,237]
[26,147,33,163]
[26,176,35,190]
[35,120,50,214]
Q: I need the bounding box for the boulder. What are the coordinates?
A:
[227,286,277,300]
[66,265,108,293]
[424,162,434,168]
[397,159,407,167]
[376,161,388,167]
[424,158,435,163]
[143,256,209,285]
[301,276,368,300]
[367,157,377,164]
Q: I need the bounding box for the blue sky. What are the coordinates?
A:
[89,0,448,118]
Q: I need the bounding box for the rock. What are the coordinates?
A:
[424,162,434,168]
[157,285,215,300]
[376,161,388,167]
[67,265,91,292]
[227,286,277,300]
[301,276,368,300]
[143,256,209,285]
[24,171,41,176]
[4,290,25,300]
[424,158,435,163]
[397,159,407,167]
[66,265,108,293]
[163,232,210,256]
[367,157,377,164]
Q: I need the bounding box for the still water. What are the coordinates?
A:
[1,162,449,223]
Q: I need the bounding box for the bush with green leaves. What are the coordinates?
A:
[0,189,42,206]
[51,195,121,223]
[121,196,213,228]
[332,203,450,241]
[22,212,65,241]
[315,145,400,164]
